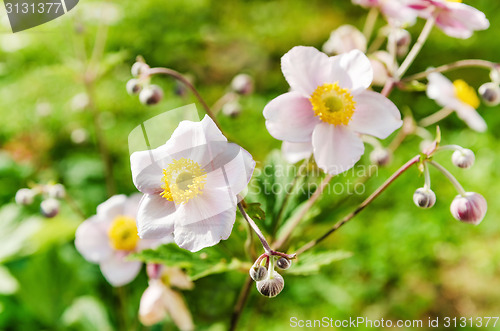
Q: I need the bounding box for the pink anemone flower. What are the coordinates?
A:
[407,0,489,39]
[264,47,402,174]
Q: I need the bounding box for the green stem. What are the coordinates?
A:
[296,155,421,255]
[419,107,453,128]
[402,59,499,82]
[428,160,467,197]
[363,8,379,41]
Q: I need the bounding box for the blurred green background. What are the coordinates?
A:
[1,0,500,330]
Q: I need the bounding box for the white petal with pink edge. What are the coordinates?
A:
[75,216,113,263]
[312,123,365,175]
[350,90,402,139]
[100,252,142,287]
[263,91,319,143]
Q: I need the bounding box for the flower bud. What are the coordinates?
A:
[322,24,367,55]
[478,82,500,106]
[369,51,393,86]
[131,62,150,77]
[139,85,163,105]
[370,148,392,166]
[413,187,436,208]
[222,101,242,118]
[15,188,35,205]
[450,192,487,225]
[256,272,284,298]
[126,78,142,95]
[451,149,475,169]
[390,29,411,57]
[249,265,268,281]
[276,257,291,270]
[40,198,60,218]
[231,74,254,95]
[47,183,66,199]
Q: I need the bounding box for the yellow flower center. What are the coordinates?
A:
[108,216,139,251]
[453,79,480,108]
[309,83,356,126]
[161,158,207,204]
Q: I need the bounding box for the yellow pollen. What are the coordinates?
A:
[108,216,139,251]
[453,79,480,109]
[161,158,207,204]
[309,82,356,126]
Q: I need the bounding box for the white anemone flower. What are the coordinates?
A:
[75,194,163,287]
[426,72,486,132]
[130,115,255,252]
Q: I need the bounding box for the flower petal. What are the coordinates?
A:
[453,102,487,132]
[436,2,489,39]
[75,216,113,263]
[426,72,456,107]
[137,194,177,239]
[335,49,373,91]
[263,91,319,142]
[139,280,168,326]
[173,205,237,252]
[203,143,256,196]
[162,287,194,331]
[312,123,364,175]
[282,141,313,164]
[124,193,143,219]
[100,252,142,287]
[281,46,336,96]
[350,90,402,139]
[97,195,127,221]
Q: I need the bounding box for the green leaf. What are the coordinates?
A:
[129,243,246,281]
[245,203,265,221]
[287,250,353,276]
[62,296,114,331]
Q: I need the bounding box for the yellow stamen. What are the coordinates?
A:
[453,79,480,108]
[161,158,207,204]
[309,82,356,126]
[108,216,139,251]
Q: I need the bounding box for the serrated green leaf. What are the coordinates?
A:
[287,250,352,276]
[129,243,244,280]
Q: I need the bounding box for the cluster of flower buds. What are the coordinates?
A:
[413,145,487,225]
[15,183,65,218]
[249,252,294,298]
[126,61,164,106]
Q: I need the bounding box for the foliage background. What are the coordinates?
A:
[0,0,500,330]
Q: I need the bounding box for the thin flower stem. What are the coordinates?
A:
[428,160,467,197]
[229,276,253,331]
[435,144,464,153]
[273,174,333,250]
[363,8,379,40]
[64,194,86,220]
[296,155,421,255]
[423,162,431,189]
[381,78,395,97]
[419,107,454,127]
[237,202,272,254]
[396,16,435,79]
[402,59,499,82]
[147,67,222,131]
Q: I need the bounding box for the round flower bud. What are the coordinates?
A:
[47,183,66,199]
[126,78,142,95]
[131,62,150,77]
[40,198,60,218]
[322,24,367,55]
[370,148,392,166]
[249,265,268,281]
[15,188,35,205]
[413,187,436,208]
[222,101,242,118]
[256,272,284,298]
[276,257,291,270]
[231,74,254,95]
[390,29,411,57]
[139,85,164,105]
[478,82,500,106]
[451,149,475,169]
[450,192,487,225]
